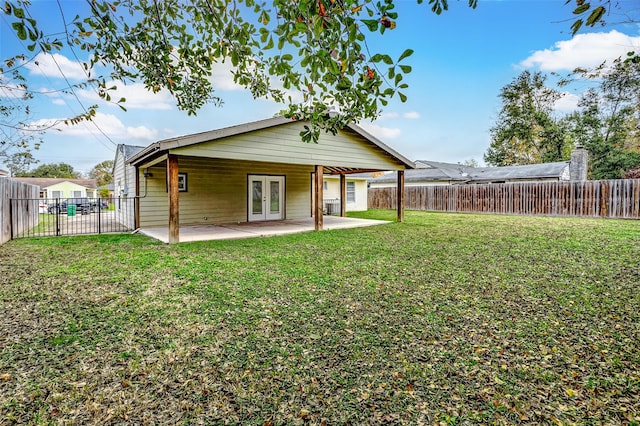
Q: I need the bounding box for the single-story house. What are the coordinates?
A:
[11,177,98,199]
[369,147,590,188]
[122,116,414,243]
[0,169,8,178]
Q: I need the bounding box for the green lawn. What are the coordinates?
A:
[1,211,639,424]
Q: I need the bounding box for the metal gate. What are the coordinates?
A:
[9,197,136,239]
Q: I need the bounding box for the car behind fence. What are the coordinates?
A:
[9,197,136,239]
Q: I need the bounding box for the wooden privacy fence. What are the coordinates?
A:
[0,178,40,245]
[369,179,640,219]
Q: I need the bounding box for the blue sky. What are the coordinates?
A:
[2,0,639,175]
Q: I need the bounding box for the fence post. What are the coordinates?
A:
[97,198,102,234]
[55,198,60,236]
[600,181,608,218]
[9,198,13,240]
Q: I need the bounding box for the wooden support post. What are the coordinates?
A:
[340,174,347,217]
[397,170,405,222]
[134,166,140,230]
[314,165,323,230]
[167,155,180,243]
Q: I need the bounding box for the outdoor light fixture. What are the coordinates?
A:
[143,169,153,178]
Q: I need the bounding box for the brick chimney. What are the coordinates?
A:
[570,146,589,181]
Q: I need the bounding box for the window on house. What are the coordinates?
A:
[323,181,328,190]
[347,181,355,203]
[51,190,62,199]
[72,191,82,198]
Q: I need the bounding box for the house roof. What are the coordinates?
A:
[11,177,98,189]
[370,161,570,184]
[128,116,415,172]
[469,162,569,181]
[121,144,146,159]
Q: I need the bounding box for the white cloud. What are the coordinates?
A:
[554,92,581,113]
[359,122,402,140]
[380,112,399,120]
[75,81,174,110]
[30,112,158,142]
[25,53,87,80]
[210,60,243,91]
[520,30,640,71]
[403,111,421,119]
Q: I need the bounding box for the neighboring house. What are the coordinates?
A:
[0,169,8,177]
[124,116,414,243]
[113,144,146,197]
[322,174,368,212]
[11,178,98,199]
[112,144,146,229]
[368,152,590,188]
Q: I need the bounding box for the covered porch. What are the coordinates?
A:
[127,117,414,244]
[139,215,390,243]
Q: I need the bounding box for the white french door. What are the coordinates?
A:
[248,175,284,221]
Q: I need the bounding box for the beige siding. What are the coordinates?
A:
[323,177,368,211]
[172,122,404,170]
[139,157,314,227]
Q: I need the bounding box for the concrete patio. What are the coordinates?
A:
[139,216,390,243]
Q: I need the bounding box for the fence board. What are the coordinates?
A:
[0,179,40,245]
[368,180,640,219]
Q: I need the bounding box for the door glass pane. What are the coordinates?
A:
[270,181,280,213]
[252,181,263,214]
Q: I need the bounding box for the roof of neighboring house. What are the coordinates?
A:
[119,144,146,159]
[128,116,415,172]
[0,169,8,177]
[469,162,569,181]
[370,160,570,184]
[11,177,98,189]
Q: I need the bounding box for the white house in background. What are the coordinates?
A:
[0,169,8,177]
[322,174,369,212]
[112,144,146,229]
[11,177,98,198]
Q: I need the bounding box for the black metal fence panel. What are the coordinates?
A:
[9,197,136,239]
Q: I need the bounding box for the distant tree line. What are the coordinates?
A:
[485,54,640,180]
[12,160,114,187]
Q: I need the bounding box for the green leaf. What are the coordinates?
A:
[381,54,393,65]
[336,78,351,91]
[586,6,605,26]
[12,22,26,40]
[398,92,407,102]
[570,19,583,35]
[399,64,412,74]
[361,19,379,32]
[281,54,293,61]
[398,49,414,62]
[573,3,590,14]
[13,6,25,18]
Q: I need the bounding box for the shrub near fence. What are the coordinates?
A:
[368,179,640,219]
[0,178,40,245]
